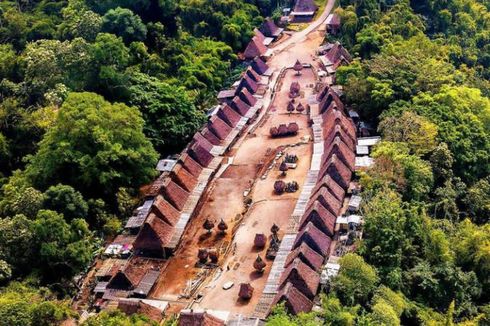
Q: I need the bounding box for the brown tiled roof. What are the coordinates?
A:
[178,310,224,326]
[251,57,269,75]
[239,87,258,107]
[201,127,221,146]
[284,242,324,272]
[243,36,267,59]
[133,213,174,257]
[188,143,214,168]
[145,173,166,198]
[323,136,356,172]
[326,42,352,64]
[278,258,320,299]
[171,163,197,192]
[322,109,356,144]
[293,221,332,256]
[272,282,313,315]
[208,115,232,140]
[318,154,352,190]
[193,132,214,152]
[300,202,337,237]
[117,300,163,322]
[319,88,344,114]
[152,195,180,226]
[311,175,345,203]
[246,66,261,83]
[179,153,203,178]
[162,177,189,211]
[254,28,266,43]
[231,96,251,116]
[294,0,318,13]
[260,18,282,38]
[107,262,147,290]
[316,84,329,102]
[324,124,356,151]
[238,74,259,94]
[327,13,341,27]
[218,104,242,127]
[307,186,342,216]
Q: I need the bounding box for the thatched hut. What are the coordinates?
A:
[254,233,267,248]
[253,255,266,272]
[238,283,254,300]
[293,60,303,75]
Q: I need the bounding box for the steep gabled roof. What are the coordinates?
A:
[322,109,356,144]
[152,195,180,226]
[162,177,189,211]
[299,202,337,237]
[193,132,214,152]
[319,88,344,114]
[239,87,257,107]
[279,258,320,299]
[118,299,163,322]
[272,282,313,315]
[293,0,318,13]
[201,127,221,146]
[237,74,259,94]
[251,57,269,75]
[208,115,232,141]
[178,310,224,326]
[311,175,345,203]
[323,136,356,172]
[316,84,330,102]
[307,186,342,216]
[318,154,352,190]
[217,104,242,127]
[326,42,352,64]
[324,124,356,151]
[171,163,197,192]
[133,213,174,256]
[243,35,267,59]
[107,263,147,290]
[245,66,261,83]
[188,143,214,168]
[326,13,341,27]
[293,222,332,256]
[284,242,324,272]
[253,28,266,43]
[259,18,282,38]
[145,173,166,198]
[231,96,251,116]
[179,153,203,178]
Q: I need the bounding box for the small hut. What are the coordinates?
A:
[254,233,267,248]
[288,122,299,134]
[203,219,215,234]
[253,255,266,273]
[287,101,295,115]
[296,103,305,114]
[279,162,289,176]
[198,248,208,264]
[293,60,303,75]
[217,219,228,234]
[239,283,254,300]
[289,82,301,98]
[269,126,279,138]
[274,180,286,194]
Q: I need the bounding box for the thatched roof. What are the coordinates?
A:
[239,283,254,300]
[193,131,214,152]
[231,96,251,116]
[324,124,356,151]
[259,18,282,38]
[218,104,242,127]
[299,202,337,237]
[201,126,221,146]
[251,57,270,75]
[179,153,203,178]
[318,154,352,190]
[239,87,258,107]
[278,258,320,299]
[293,221,332,256]
[171,163,197,192]
[133,213,174,257]
[208,115,232,141]
[307,186,342,217]
[162,177,189,211]
[152,195,180,226]
[284,242,324,272]
[238,74,259,94]
[311,175,346,203]
[188,142,214,168]
[243,35,267,59]
[272,282,313,315]
[293,0,318,13]
[323,136,356,172]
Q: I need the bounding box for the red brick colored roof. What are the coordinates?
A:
[307,186,342,216]
[179,153,203,178]
[188,143,214,168]
[319,88,344,114]
[239,87,258,107]
[324,124,356,151]
[293,221,332,256]
[133,213,174,257]
[193,132,214,152]
[162,177,189,211]
[152,195,180,226]
[300,201,337,237]
[117,300,163,322]
[326,42,352,64]
[322,109,356,144]
[178,311,224,326]
[254,28,266,43]
[171,163,197,192]
[251,57,269,75]
[243,35,267,60]
[311,175,345,203]
[260,18,282,38]
[218,104,242,127]
[231,96,251,116]
[294,0,318,13]
[323,136,356,172]
[208,115,232,141]
[284,242,324,272]
[246,66,261,83]
[316,84,330,102]
[201,127,221,146]
[318,154,352,190]
[279,258,320,299]
[107,260,148,290]
[238,74,259,94]
[272,282,313,315]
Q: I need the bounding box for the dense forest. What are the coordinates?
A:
[268,0,490,325]
[0,0,284,324]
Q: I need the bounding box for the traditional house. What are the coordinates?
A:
[231,96,251,116]
[133,213,174,258]
[238,283,254,300]
[188,142,214,168]
[178,310,225,326]
[293,222,332,256]
[307,185,342,215]
[193,131,215,152]
[311,175,346,203]
[107,263,148,291]
[284,242,324,272]
[245,66,262,84]
[318,88,344,114]
[251,57,272,76]
[318,154,352,190]
[278,258,320,299]
[239,88,258,107]
[322,109,356,144]
[201,126,222,146]
[243,35,268,60]
[217,104,242,128]
[326,14,341,35]
[117,299,163,322]
[144,173,166,198]
[237,74,259,94]
[271,282,313,315]
[152,195,180,226]
[319,42,352,70]
[208,115,232,141]
[324,124,356,152]
[259,18,283,39]
[217,89,236,104]
[299,202,337,237]
[323,136,356,172]
[162,177,189,211]
[179,153,203,178]
[291,0,318,22]
[171,163,197,192]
